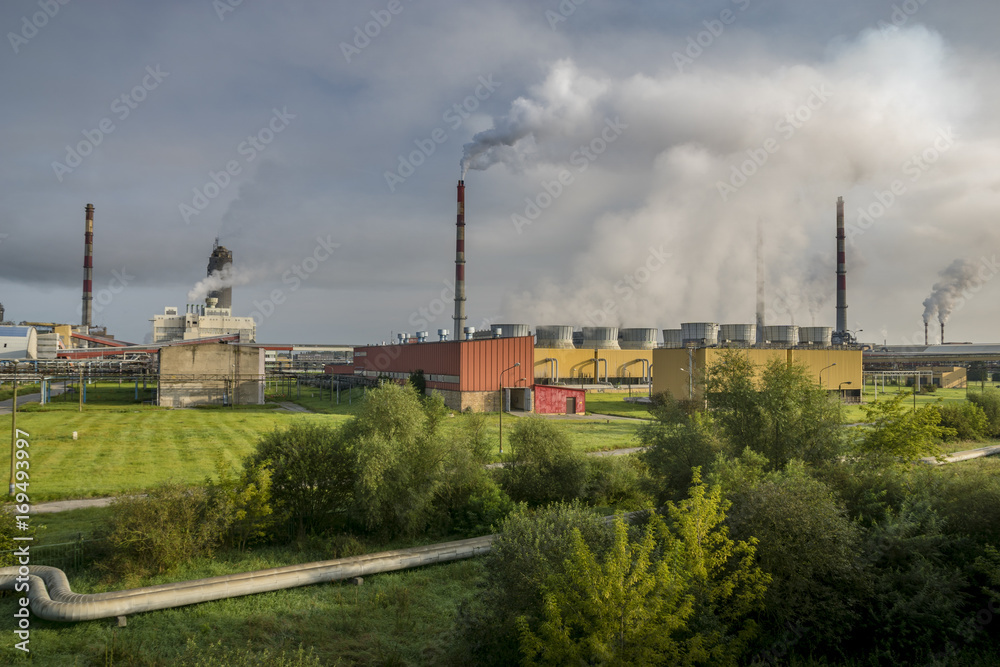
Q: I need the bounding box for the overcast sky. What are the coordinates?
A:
[2,0,999,346]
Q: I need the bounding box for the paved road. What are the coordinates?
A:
[0,386,67,415]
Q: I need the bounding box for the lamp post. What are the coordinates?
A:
[680,367,692,400]
[819,363,836,389]
[839,381,852,402]
[498,362,520,455]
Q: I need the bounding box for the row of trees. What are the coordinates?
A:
[452,351,1000,664]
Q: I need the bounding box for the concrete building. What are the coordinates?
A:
[653,347,863,401]
[151,302,255,344]
[0,326,37,360]
[158,342,265,408]
[207,242,234,310]
[535,385,586,415]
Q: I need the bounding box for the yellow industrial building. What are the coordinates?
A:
[533,348,653,384]
[652,347,863,400]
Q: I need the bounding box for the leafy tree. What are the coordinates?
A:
[518,515,692,666]
[936,401,989,442]
[853,393,953,464]
[408,368,427,395]
[455,502,613,666]
[665,470,770,665]
[639,396,725,502]
[717,459,864,653]
[500,417,589,504]
[245,422,354,538]
[967,388,1000,436]
[207,456,274,551]
[347,382,448,536]
[705,350,843,468]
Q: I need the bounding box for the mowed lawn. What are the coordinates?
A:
[3,408,350,501]
[842,386,977,422]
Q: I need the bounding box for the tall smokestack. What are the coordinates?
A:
[835,196,847,343]
[925,320,929,346]
[453,180,467,340]
[82,203,94,331]
[941,321,945,345]
[207,239,234,309]
[756,218,765,345]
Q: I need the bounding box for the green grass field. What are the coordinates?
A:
[0,536,482,666]
[584,392,654,419]
[843,386,977,422]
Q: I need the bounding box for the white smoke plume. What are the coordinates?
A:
[922,259,980,325]
[460,60,611,177]
[480,27,984,330]
[187,265,256,303]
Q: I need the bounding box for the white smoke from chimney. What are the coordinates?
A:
[922,258,981,326]
[187,265,256,302]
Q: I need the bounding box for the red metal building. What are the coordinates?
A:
[353,336,534,411]
[534,385,586,415]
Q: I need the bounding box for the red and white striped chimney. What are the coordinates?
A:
[453,180,467,340]
[82,203,94,331]
[835,196,847,342]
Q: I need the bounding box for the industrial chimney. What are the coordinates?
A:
[941,321,945,345]
[453,180,467,340]
[925,320,929,346]
[834,196,848,343]
[82,203,94,331]
[756,218,765,345]
[207,239,234,310]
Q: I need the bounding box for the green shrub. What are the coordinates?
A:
[583,455,654,510]
[246,422,355,538]
[207,457,274,551]
[937,401,989,442]
[451,477,516,536]
[640,408,725,502]
[968,389,1000,436]
[499,417,589,504]
[96,482,222,580]
[454,502,613,666]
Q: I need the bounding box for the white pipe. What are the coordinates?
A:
[0,535,492,622]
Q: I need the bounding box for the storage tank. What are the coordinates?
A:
[681,322,719,346]
[619,328,658,350]
[719,324,756,344]
[662,329,683,348]
[799,326,833,347]
[535,325,575,349]
[491,323,530,338]
[764,325,799,345]
[582,327,621,350]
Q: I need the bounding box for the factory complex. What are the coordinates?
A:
[1,189,996,413]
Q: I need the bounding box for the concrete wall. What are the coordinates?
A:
[159,343,264,408]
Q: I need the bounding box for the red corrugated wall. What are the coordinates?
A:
[352,337,535,392]
[534,385,586,414]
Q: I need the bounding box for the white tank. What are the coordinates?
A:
[491,323,530,338]
[662,329,683,348]
[619,327,658,350]
[764,325,799,345]
[719,324,756,344]
[799,326,833,347]
[535,325,575,349]
[681,322,719,346]
[582,327,620,350]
